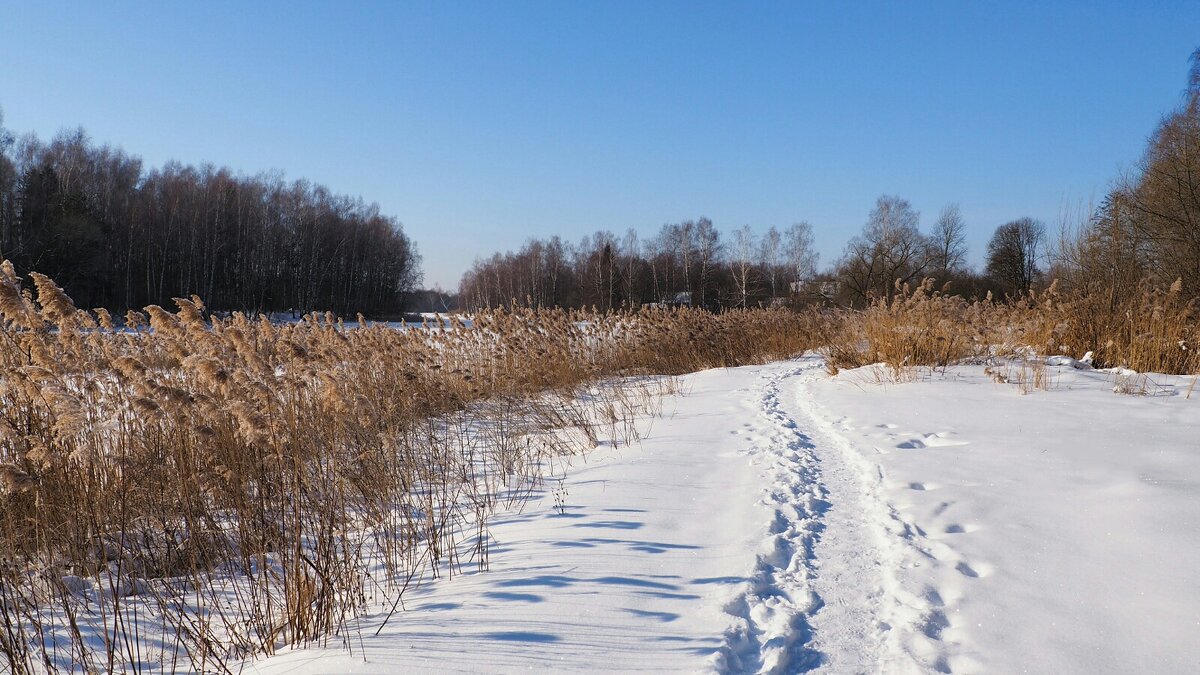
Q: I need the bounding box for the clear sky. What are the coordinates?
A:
[2,1,1199,289]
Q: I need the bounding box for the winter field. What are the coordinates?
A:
[7,8,1200,673]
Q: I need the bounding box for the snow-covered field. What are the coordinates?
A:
[242,356,1199,674]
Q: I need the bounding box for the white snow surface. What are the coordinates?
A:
[247,357,1200,674]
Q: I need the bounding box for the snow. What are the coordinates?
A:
[1044,354,1092,369]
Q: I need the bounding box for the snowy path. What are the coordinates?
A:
[715,359,944,674]
[793,376,955,674]
[714,359,922,673]
[247,357,1200,674]
[250,358,902,674]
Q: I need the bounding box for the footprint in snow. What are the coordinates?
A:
[955,561,994,578]
[897,432,970,450]
[923,431,969,448]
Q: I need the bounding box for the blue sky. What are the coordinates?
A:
[2,1,1198,289]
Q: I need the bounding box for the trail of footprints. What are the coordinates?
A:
[715,364,828,674]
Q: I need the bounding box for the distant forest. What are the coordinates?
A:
[0,115,420,317]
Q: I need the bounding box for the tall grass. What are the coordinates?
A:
[818,279,990,378]
[823,278,1199,378]
[1019,279,1198,375]
[0,264,818,673]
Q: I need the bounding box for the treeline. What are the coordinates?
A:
[460,220,819,311]
[458,199,1023,311]
[0,118,420,316]
[463,50,1200,312]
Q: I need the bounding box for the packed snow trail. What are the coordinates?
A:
[710,362,829,673]
[790,373,954,674]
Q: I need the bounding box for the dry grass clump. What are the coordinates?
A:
[824,277,1199,379]
[984,354,1056,395]
[0,265,817,673]
[611,305,823,374]
[822,279,991,377]
[1014,279,1199,374]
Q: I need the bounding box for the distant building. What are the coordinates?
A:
[790,279,840,301]
[660,291,693,307]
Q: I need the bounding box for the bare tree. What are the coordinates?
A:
[1190,46,1200,94]
[1125,90,1200,293]
[0,108,16,261]
[783,222,818,290]
[758,226,783,299]
[1053,192,1147,302]
[985,217,1045,296]
[837,195,933,304]
[544,235,570,306]
[621,228,641,308]
[930,203,968,278]
[729,225,757,308]
[0,107,13,152]
[675,220,695,297]
[694,218,721,308]
[647,222,685,302]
